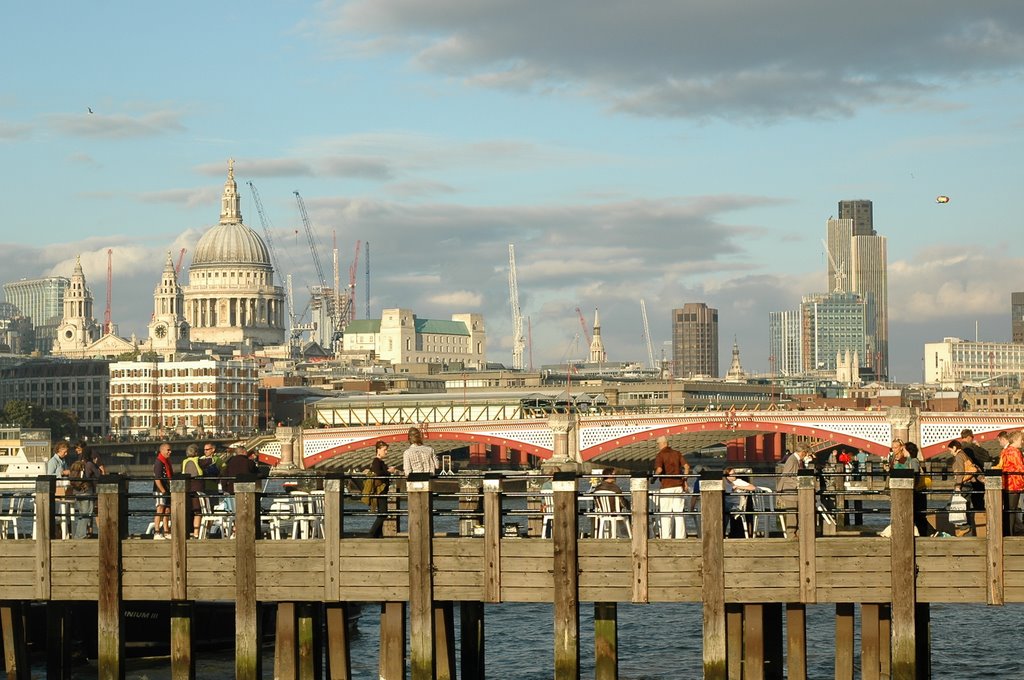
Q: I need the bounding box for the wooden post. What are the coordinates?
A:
[325,603,351,680]
[275,603,298,680]
[169,477,194,680]
[594,602,618,680]
[630,473,649,603]
[323,476,350,680]
[379,602,406,680]
[234,478,262,680]
[552,471,580,680]
[861,604,881,680]
[433,602,457,680]
[297,602,319,680]
[985,475,1004,604]
[34,477,54,601]
[888,470,916,679]
[460,601,485,680]
[97,475,126,680]
[743,604,765,680]
[797,471,816,604]
[726,604,743,680]
[46,602,71,680]
[785,604,807,680]
[835,603,855,680]
[407,473,434,680]
[701,470,726,679]
[1,601,29,680]
[763,603,783,680]
[483,474,502,603]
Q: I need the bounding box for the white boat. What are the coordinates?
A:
[0,425,50,488]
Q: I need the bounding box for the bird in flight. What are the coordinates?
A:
[87,107,93,114]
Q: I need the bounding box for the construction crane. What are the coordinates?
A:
[348,239,361,322]
[640,299,656,370]
[364,241,370,319]
[295,191,339,348]
[248,182,283,278]
[575,307,591,346]
[104,249,113,335]
[174,248,187,276]
[508,244,525,370]
[821,238,846,293]
[294,191,328,291]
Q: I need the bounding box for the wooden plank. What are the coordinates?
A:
[325,602,351,680]
[483,476,502,603]
[96,478,124,680]
[594,602,618,680]
[743,604,765,680]
[406,476,434,680]
[861,604,880,680]
[630,475,649,603]
[835,603,854,680]
[888,474,916,678]
[325,477,343,602]
[985,476,1004,605]
[797,473,815,604]
[379,602,406,680]
[500,540,555,559]
[339,539,408,557]
[275,602,297,680]
[170,601,195,680]
[433,539,483,558]
[551,473,579,680]
[1,601,29,680]
[234,481,261,680]
[170,478,188,601]
[433,602,456,680]
[786,604,806,680]
[701,474,726,679]
[726,604,743,680]
[647,540,702,557]
[34,478,53,601]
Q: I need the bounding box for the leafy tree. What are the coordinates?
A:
[2,399,35,427]
[114,350,139,362]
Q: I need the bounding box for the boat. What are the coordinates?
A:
[0,425,49,488]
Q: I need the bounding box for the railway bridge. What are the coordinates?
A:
[254,406,1024,471]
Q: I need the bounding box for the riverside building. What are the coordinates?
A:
[342,308,487,369]
[2,276,68,354]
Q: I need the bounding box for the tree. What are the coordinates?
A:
[2,399,35,427]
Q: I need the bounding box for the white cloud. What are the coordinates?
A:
[428,290,482,307]
[47,109,185,138]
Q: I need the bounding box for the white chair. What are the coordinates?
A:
[291,491,324,539]
[196,493,224,539]
[750,487,787,538]
[540,490,554,538]
[0,494,28,539]
[266,497,295,540]
[589,491,632,539]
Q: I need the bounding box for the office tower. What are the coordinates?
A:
[799,292,867,374]
[769,310,802,376]
[672,303,718,378]
[826,199,888,378]
[2,276,69,353]
[838,199,874,236]
[1013,292,1024,343]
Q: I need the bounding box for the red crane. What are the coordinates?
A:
[175,248,187,275]
[575,307,591,346]
[104,249,113,335]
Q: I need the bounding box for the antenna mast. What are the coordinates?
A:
[508,244,525,369]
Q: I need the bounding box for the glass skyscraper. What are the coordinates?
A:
[2,276,69,353]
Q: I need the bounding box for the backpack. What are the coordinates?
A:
[68,459,90,494]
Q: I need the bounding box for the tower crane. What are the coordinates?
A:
[640,299,656,370]
[821,238,846,293]
[294,191,328,292]
[247,182,283,278]
[348,240,361,322]
[174,248,187,276]
[575,307,591,346]
[508,244,525,370]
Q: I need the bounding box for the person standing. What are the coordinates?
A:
[996,431,1024,536]
[46,441,71,479]
[402,428,438,476]
[70,445,100,539]
[181,443,205,539]
[959,428,991,465]
[152,442,173,539]
[949,439,984,534]
[653,435,690,538]
[904,442,933,537]
[222,445,258,512]
[775,447,804,530]
[367,441,398,538]
[200,442,221,494]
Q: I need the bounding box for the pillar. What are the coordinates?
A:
[700,470,726,679]
[552,471,580,679]
[888,470,916,679]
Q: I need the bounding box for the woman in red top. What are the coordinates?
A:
[997,430,1024,536]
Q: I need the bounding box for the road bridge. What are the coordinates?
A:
[256,407,1024,471]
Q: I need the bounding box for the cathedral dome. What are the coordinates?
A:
[192,221,271,267]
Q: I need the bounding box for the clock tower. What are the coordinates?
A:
[148,252,190,358]
[53,256,102,356]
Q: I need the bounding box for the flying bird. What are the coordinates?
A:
[87,107,93,114]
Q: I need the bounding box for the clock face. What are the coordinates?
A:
[64,329,74,339]
[154,325,167,338]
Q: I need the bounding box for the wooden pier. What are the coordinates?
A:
[0,469,1022,679]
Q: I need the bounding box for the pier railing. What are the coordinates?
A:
[0,469,1021,679]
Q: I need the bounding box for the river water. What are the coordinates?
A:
[28,479,1024,678]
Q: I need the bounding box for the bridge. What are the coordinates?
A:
[255,407,1024,471]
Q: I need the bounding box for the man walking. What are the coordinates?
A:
[153,442,173,539]
[403,427,438,476]
[653,435,691,538]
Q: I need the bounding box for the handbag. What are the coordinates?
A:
[949,493,968,525]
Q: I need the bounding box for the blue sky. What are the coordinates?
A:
[2,2,1023,381]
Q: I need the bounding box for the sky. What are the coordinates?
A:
[2,2,1024,382]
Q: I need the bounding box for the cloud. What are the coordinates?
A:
[384,179,458,197]
[428,290,482,307]
[317,1,1024,121]
[47,109,185,138]
[0,121,31,141]
[139,187,220,209]
[67,152,98,165]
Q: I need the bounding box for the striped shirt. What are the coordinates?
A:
[403,444,438,476]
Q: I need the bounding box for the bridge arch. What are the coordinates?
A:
[302,430,553,468]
